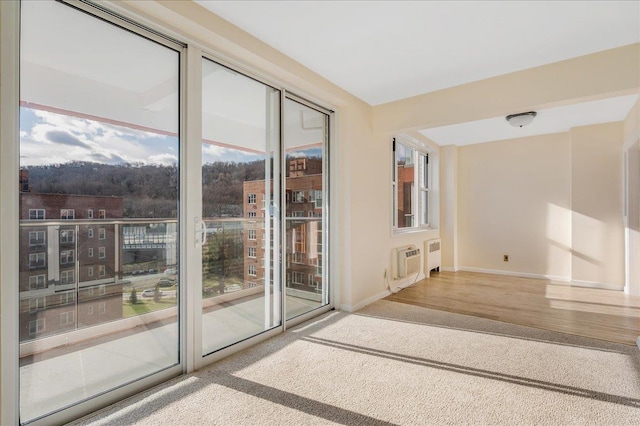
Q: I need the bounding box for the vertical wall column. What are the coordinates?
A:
[440,145,458,271]
[570,123,626,288]
[625,141,640,295]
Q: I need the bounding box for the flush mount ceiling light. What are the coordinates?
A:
[506,111,537,127]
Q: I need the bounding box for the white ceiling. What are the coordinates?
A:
[420,95,639,146]
[196,1,640,106]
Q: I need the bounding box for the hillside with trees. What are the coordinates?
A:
[25,160,266,218]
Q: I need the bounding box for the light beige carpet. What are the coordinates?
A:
[72,300,640,425]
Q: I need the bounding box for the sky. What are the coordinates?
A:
[19,107,323,168]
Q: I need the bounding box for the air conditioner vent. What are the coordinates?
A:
[393,246,421,279]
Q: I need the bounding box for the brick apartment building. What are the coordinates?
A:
[18,170,124,342]
[242,158,324,293]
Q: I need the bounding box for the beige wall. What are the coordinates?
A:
[624,99,639,144]
[440,145,458,270]
[571,123,625,288]
[454,123,626,288]
[457,133,572,279]
[624,99,640,295]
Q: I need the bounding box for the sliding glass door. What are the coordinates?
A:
[18,1,181,422]
[284,98,330,320]
[200,58,281,355]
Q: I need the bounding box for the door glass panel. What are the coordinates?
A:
[201,58,281,355]
[284,99,328,320]
[19,1,180,422]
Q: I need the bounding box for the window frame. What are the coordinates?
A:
[28,209,45,220]
[28,230,45,246]
[28,274,46,290]
[60,209,75,220]
[60,250,75,265]
[392,136,432,235]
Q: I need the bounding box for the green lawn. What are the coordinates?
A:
[123,298,177,318]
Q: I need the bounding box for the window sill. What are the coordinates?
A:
[392,226,438,237]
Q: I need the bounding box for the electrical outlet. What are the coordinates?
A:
[503,254,509,262]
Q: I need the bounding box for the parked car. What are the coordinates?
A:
[164,267,177,275]
[157,278,175,288]
[141,288,158,297]
[148,268,157,274]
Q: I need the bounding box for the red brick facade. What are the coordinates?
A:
[242,158,324,293]
[18,192,124,342]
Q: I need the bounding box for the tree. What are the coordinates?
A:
[129,287,138,304]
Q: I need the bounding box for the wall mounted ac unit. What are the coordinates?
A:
[424,238,441,278]
[394,246,421,279]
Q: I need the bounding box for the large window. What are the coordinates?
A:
[17,0,181,423]
[392,136,431,232]
[5,1,332,424]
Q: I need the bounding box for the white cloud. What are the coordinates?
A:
[21,108,177,167]
[148,153,178,166]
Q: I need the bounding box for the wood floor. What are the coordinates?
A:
[386,271,640,345]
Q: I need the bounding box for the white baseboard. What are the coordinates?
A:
[441,267,458,272]
[570,279,624,291]
[458,267,624,290]
[339,272,425,312]
[458,267,570,282]
[339,289,390,313]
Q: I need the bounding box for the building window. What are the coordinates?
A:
[99,228,106,240]
[248,194,256,204]
[98,209,106,219]
[60,209,75,220]
[247,282,257,288]
[88,209,94,219]
[292,191,305,203]
[60,229,75,244]
[60,250,75,264]
[98,302,106,315]
[310,190,323,208]
[87,305,94,315]
[29,231,46,246]
[292,271,304,284]
[99,284,106,295]
[88,266,94,277]
[392,136,431,232]
[60,311,75,326]
[29,209,45,220]
[292,211,304,217]
[248,247,257,258]
[99,265,106,277]
[98,247,106,259]
[248,230,256,240]
[29,274,46,290]
[29,253,46,269]
[88,247,94,257]
[248,211,256,218]
[292,252,304,264]
[61,270,75,285]
[88,287,94,296]
[59,291,74,306]
[29,296,46,313]
[29,318,45,335]
[248,265,257,276]
[88,228,94,238]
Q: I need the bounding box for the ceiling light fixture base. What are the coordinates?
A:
[506,111,537,127]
